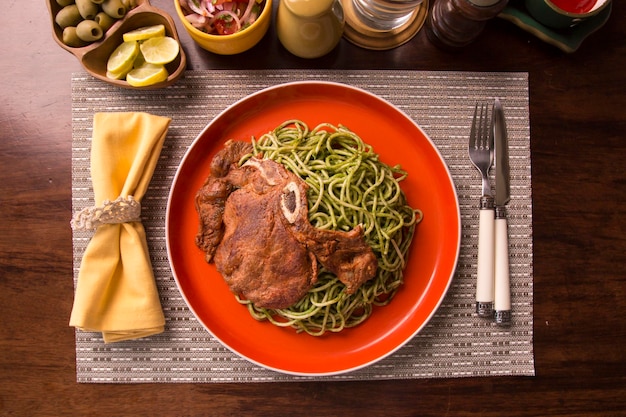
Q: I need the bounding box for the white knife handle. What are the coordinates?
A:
[494,213,511,326]
[476,198,495,317]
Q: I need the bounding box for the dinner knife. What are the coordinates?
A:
[493,98,511,326]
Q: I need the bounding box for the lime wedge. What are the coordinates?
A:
[126,63,168,87]
[106,40,139,74]
[139,36,180,65]
[123,24,166,42]
[106,69,128,80]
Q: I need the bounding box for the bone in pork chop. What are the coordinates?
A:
[195,140,378,309]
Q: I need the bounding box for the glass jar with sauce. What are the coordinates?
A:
[277,0,345,58]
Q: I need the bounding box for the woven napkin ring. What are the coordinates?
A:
[71,195,141,231]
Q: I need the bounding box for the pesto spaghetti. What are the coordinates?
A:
[237,120,422,336]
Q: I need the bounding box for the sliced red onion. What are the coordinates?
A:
[185,13,207,25]
[212,10,241,32]
[240,0,256,24]
[188,0,211,17]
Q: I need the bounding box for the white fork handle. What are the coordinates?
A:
[476,205,495,317]
[494,215,511,326]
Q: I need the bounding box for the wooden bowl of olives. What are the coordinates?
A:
[47,0,186,89]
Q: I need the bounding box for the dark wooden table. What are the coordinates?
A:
[2,1,625,416]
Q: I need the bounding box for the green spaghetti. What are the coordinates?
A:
[237,120,422,336]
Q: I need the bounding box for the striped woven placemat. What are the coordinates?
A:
[71,70,534,382]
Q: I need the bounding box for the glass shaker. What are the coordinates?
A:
[426,0,508,49]
[277,0,345,59]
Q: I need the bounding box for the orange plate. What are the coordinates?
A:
[166,81,461,376]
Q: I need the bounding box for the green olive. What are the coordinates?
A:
[121,0,137,9]
[55,4,82,28]
[94,11,116,32]
[102,0,126,18]
[76,19,103,41]
[62,26,89,47]
[90,0,105,3]
[75,0,99,19]
[56,0,75,6]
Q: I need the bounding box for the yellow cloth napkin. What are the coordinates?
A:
[70,112,171,343]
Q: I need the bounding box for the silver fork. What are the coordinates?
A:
[469,102,495,318]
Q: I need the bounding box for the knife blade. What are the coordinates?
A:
[493,98,511,326]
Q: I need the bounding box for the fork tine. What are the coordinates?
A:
[479,103,488,149]
[488,103,494,152]
[479,103,486,149]
[469,103,478,149]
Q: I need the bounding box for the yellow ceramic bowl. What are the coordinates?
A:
[174,0,272,55]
